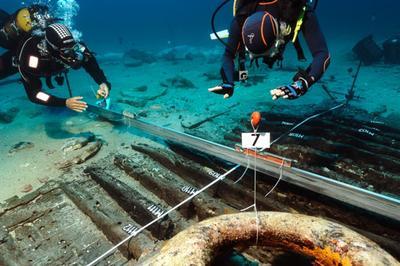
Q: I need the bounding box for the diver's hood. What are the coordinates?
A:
[243,11,292,60]
[45,24,76,50]
[45,23,84,69]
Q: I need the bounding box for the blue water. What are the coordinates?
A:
[1,0,400,201]
[3,0,400,52]
[0,5,399,266]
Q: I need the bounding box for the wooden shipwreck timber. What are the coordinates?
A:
[208,104,400,199]
[0,134,399,265]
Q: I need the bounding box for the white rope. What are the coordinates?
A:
[86,164,240,266]
[239,148,261,246]
[264,102,346,150]
[234,151,250,184]
[253,149,260,246]
[264,159,285,198]
[87,103,346,265]
[238,103,346,246]
[240,204,255,212]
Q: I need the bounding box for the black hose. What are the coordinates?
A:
[211,0,232,49]
[0,9,10,24]
[313,0,319,10]
[64,71,73,97]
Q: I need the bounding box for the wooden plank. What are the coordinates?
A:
[62,180,156,260]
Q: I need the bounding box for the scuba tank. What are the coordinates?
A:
[233,0,261,81]
[0,5,53,50]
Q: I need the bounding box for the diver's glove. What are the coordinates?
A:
[270,78,309,100]
[208,83,234,99]
[96,82,111,109]
[97,82,110,99]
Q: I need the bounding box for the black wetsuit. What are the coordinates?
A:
[221,0,330,87]
[0,49,17,80]
[0,9,20,80]
[3,35,110,107]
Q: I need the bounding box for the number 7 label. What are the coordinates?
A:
[242,133,271,149]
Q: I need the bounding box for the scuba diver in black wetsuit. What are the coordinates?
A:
[16,23,111,112]
[209,0,331,101]
[0,5,53,78]
[0,6,111,112]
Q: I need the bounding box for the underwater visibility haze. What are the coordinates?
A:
[0,0,400,265]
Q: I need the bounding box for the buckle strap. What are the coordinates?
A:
[11,56,19,67]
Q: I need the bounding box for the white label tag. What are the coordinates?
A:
[28,56,39,69]
[122,224,140,236]
[36,92,50,102]
[242,133,270,149]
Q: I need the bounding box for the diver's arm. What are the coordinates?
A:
[22,77,67,107]
[221,17,244,85]
[81,45,111,89]
[301,11,330,86]
[270,12,330,101]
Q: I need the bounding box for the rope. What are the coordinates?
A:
[263,102,346,151]
[87,101,346,265]
[236,102,346,247]
[86,165,240,266]
[234,147,250,184]
[264,159,285,198]
[253,149,260,245]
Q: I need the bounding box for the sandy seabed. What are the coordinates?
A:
[1,39,399,203]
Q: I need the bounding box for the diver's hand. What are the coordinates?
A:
[97,83,110,99]
[66,96,88,112]
[270,79,308,100]
[208,83,234,99]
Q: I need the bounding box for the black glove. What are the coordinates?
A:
[270,78,309,100]
[208,83,234,99]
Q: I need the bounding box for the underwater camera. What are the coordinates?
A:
[239,70,249,81]
[234,70,249,82]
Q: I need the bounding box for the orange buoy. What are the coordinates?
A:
[251,111,261,129]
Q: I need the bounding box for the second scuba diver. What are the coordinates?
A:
[1,5,52,80]
[0,5,111,112]
[209,0,330,101]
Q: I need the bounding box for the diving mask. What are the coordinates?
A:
[59,43,85,69]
